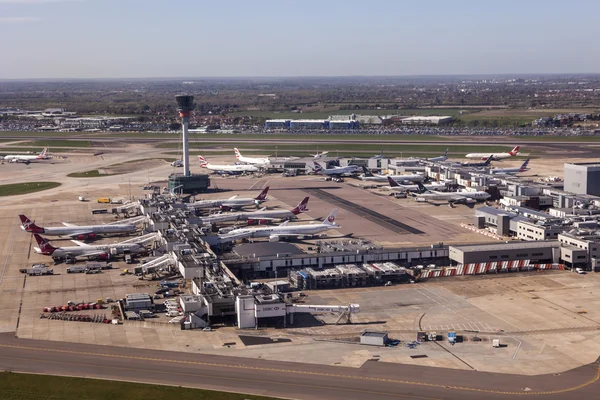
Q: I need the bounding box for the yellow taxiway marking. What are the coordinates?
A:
[0,343,598,396]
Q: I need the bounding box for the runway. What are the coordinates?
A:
[0,333,598,400]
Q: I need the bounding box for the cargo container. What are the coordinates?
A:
[493,339,501,348]
[97,197,111,204]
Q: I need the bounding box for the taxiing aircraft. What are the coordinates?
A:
[426,148,449,162]
[413,183,490,205]
[311,151,329,158]
[310,162,361,177]
[19,214,137,240]
[3,148,49,164]
[33,233,146,260]
[189,187,269,210]
[465,146,519,160]
[234,148,270,166]
[383,177,447,192]
[226,208,339,242]
[461,155,493,168]
[490,159,530,175]
[198,156,259,174]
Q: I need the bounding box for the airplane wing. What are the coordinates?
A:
[61,222,79,227]
[119,233,156,244]
[228,195,238,200]
[278,220,290,226]
[70,240,92,247]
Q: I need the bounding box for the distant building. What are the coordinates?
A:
[564,163,600,196]
[401,116,453,125]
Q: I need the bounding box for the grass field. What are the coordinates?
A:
[0,147,76,154]
[67,170,106,178]
[0,372,280,400]
[28,139,92,148]
[227,108,470,119]
[0,182,61,196]
[158,142,514,155]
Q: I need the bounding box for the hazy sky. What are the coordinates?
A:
[1,0,599,79]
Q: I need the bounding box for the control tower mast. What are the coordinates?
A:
[175,94,194,177]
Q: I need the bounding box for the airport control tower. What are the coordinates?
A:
[176,94,194,177]
[168,95,210,194]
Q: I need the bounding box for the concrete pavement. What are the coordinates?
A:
[0,333,598,400]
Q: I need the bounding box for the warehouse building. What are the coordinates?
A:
[449,241,560,265]
[564,162,600,196]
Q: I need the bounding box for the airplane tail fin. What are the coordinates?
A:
[362,166,373,177]
[38,148,48,158]
[291,196,309,215]
[234,148,241,159]
[520,158,530,171]
[323,209,338,226]
[509,146,520,156]
[443,148,449,157]
[387,176,400,187]
[197,156,208,166]
[19,214,44,233]
[33,233,56,255]
[255,186,269,201]
[483,156,493,166]
[417,182,429,194]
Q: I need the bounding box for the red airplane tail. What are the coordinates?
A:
[255,186,269,201]
[33,233,56,255]
[291,197,310,215]
[19,214,44,233]
[509,146,520,156]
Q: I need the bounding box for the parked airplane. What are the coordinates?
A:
[234,148,270,166]
[461,155,493,168]
[189,187,269,210]
[226,209,339,242]
[426,148,449,162]
[465,146,519,160]
[310,162,361,176]
[490,159,530,175]
[198,156,258,174]
[3,148,49,164]
[359,167,425,183]
[198,197,309,225]
[33,233,146,260]
[19,214,137,240]
[383,177,447,192]
[414,183,490,205]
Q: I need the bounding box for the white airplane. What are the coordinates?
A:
[426,148,449,162]
[226,209,339,242]
[198,156,259,174]
[465,146,520,160]
[383,177,447,192]
[359,167,425,183]
[234,148,270,166]
[310,162,361,176]
[198,197,309,225]
[189,187,269,210]
[19,214,137,240]
[33,233,146,260]
[490,159,530,175]
[3,148,49,164]
[414,183,490,205]
[311,151,329,158]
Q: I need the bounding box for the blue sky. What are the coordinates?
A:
[1,0,598,79]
